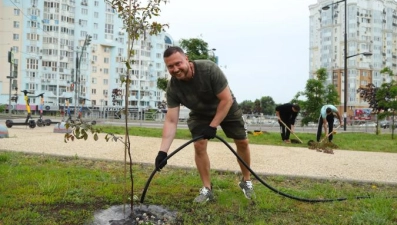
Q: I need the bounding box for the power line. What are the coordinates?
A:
[7,0,59,39]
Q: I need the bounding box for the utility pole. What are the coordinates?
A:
[6,48,15,116]
[74,35,92,118]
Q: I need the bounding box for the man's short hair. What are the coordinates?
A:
[326,107,332,114]
[163,46,185,58]
[292,104,300,112]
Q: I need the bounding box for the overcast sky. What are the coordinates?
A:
[157,0,318,104]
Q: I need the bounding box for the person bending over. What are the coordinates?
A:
[316,104,343,142]
[155,46,254,203]
[275,103,300,143]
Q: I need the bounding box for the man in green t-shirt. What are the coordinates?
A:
[155,46,254,203]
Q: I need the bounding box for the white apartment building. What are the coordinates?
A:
[309,0,397,117]
[0,0,173,117]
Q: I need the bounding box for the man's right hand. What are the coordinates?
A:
[155,151,167,171]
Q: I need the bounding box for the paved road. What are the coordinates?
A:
[0,115,390,134]
[1,124,397,185]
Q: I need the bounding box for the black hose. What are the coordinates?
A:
[140,135,373,204]
[140,136,203,203]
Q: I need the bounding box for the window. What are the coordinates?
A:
[27,58,38,69]
[105,24,113,33]
[92,89,96,94]
[94,12,99,18]
[81,8,88,15]
[79,19,87,26]
[103,68,109,74]
[104,58,109,63]
[103,79,108,85]
[92,78,97,84]
[93,34,98,40]
[13,21,19,28]
[80,31,87,37]
[14,9,20,16]
[94,23,98,29]
[92,66,97,72]
[106,4,112,12]
[105,13,114,23]
[94,1,99,7]
[28,21,38,28]
[27,33,40,41]
[13,34,19,40]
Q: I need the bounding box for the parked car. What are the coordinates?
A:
[379,120,390,129]
[359,121,377,127]
[379,120,396,129]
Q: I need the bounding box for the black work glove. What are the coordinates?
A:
[155,151,167,171]
[201,126,217,139]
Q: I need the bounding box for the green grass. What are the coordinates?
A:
[1,126,397,224]
[0,151,396,225]
[98,125,397,153]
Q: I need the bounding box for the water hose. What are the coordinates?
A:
[140,135,376,204]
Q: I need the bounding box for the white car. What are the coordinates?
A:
[359,122,377,127]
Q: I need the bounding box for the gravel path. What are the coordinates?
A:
[1,125,397,184]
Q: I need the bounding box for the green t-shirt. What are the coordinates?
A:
[166,60,239,117]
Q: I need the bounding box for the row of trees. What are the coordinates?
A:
[157,38,397,135]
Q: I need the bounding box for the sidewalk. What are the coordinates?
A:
[1,125,397,184]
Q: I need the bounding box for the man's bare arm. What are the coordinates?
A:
[209,86,234,128]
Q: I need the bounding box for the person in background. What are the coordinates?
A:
[317,104,343,142]
[275,103,300,143]
[154,46,254,203]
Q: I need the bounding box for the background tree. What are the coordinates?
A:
[179,38,216,62]
[356,83,381,134]
[376,80,397,138]
[239,100,254,114]
[292,68,339,126]
[356,83,380,113]
[253,99,262,115]
[356,67,397,137]
[260,96,276,115]
[156,77,168,92]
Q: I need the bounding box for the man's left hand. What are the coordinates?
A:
[201,126,217,139]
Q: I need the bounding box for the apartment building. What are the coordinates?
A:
[309,0,397,118]
[0,0,173,116]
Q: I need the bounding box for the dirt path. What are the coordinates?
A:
[1,125,397,184]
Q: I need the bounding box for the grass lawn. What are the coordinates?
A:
[1,125,396,224]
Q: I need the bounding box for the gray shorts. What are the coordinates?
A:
[187,108,248,140]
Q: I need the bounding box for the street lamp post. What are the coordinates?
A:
[322,0,348,130]
[322,1,371,131]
